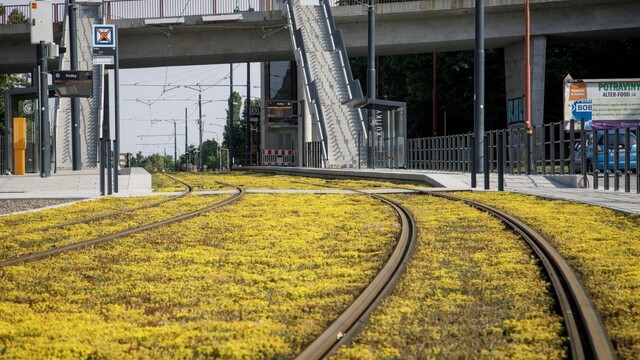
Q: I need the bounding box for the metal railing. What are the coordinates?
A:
[407,120,640,193]
[0,0,270,25]
[407,134,472,172]
[0,3,65,24]
[0,134,5,175]
[305,141,323,168]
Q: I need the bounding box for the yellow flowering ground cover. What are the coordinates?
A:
[0,196,170,232]
[0,195,225,262]
[151,173,187,192]
[453,191,640,359]
[335,194,566,359]
[168,171,427,191]
[0,194,399,359]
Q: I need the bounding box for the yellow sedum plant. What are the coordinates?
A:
[335,194,566,359]
[0,195,225,262]
[0,194,399,359]
[167,171,427,191]
[151,173,187,192]
[453,191,640,359]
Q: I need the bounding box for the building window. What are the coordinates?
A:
[268,61,297,100]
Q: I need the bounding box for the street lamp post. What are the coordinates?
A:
[184,107,189,172]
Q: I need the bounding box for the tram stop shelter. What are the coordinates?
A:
[343,98,407,169]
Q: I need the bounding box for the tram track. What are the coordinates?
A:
[1,173,192,235]
[271,173,616,359]
[0,171,618,358]
[39,173,193,231]
[422,191,617,360]
[0,177,244,268]
[289,186,418,359]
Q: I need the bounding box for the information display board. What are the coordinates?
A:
[564,78,640,130]
[267,100,298,125]
[52,71,93,98]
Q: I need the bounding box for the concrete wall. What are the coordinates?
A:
[55,3,102,169]
[504,36,547,130]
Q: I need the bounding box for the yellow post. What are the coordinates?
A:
[13,117,27,175]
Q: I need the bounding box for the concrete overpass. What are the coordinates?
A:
[1,0,639,73]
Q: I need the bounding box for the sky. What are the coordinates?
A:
[113,63,261,156]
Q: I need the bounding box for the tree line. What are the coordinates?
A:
[349,38,640,139]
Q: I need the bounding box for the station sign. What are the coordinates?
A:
[249,105,261,122]
[92,24,116,65]
[267,100,298,125]
[52,71,93,98]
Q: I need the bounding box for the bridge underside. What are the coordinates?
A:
[1,0,640,73]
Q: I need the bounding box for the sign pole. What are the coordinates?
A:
[185,107,189,172]
[69,0,81,170]
[113,26,120,192]
[37,41,51,178]
[367,0,375,168]
[474,0,485,174]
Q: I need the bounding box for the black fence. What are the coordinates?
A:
[407,120,640,193]
[305,141,324,168]
[407,134,473,172]
[0,135,5,175]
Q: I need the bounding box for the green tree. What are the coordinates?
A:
[223,92,261,166]
[223,91,243,166]
[1,74,30,135]
[544,39,640,122]
[128,151,173,173]
[179,144,198,171]
[201,139,220,170]
[8,9,28,24]
[351,50,506,138]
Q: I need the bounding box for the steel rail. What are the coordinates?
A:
[424,191,616,360]
[0,180,244,268]
[38,173,193,231]
[296,192,418,359]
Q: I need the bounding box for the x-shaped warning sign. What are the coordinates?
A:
[93,25,116,47]
[97,28,112,43]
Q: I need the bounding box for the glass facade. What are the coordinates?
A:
[268,61,297,101]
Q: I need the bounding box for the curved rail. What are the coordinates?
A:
[39,173,193,231]
[424,191,616,360]
[0,180,244,268]
[296,192,418,359]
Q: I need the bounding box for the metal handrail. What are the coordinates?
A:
[0,0,271,25]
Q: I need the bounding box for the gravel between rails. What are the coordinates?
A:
[0,199,80,216]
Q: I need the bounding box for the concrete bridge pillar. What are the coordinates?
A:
[504,35,547,130]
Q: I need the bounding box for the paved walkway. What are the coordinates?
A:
[0,168,152,199]
[1,167,639,214]
[251,167,640,215]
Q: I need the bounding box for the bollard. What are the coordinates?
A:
[614,128,619,191]
[498,131,504,191]
[484,134,490,190]
[470,135,476,188]
[603,129,609,190]
[12,117,27,176]
[99,139,105,196]
[625,129,630,193]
